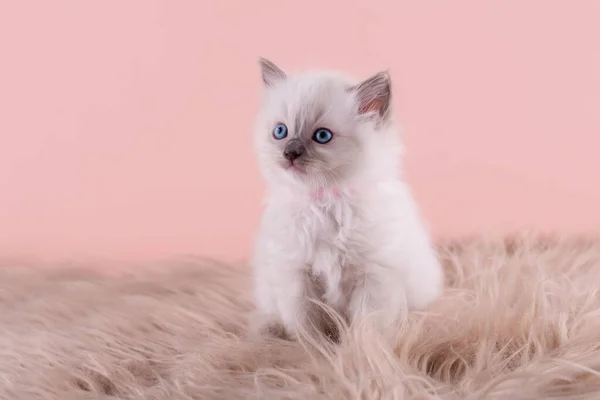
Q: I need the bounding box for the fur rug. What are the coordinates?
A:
[2,235,600,400]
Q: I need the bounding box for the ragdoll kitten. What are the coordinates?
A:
[251,58,443,341]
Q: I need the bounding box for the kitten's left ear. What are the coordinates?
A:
[351,71,392,120]
[258,57,286,87]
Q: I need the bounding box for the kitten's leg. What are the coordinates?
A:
[403,249,444,310]
[252,262,315,340]
[251,291,293,340]
[277,269,327,340]
[271,268,338,343]
[347,250,443,335]
[250,256,288,339]
[347,268,408,337]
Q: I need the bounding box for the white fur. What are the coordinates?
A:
[251,63,443,339]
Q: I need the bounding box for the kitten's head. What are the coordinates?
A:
[254,58,401,190]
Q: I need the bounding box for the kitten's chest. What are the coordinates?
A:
[291,196,357,264]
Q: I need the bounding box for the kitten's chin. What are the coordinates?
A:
[266,162,313,188]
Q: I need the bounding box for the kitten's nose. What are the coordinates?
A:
[284,140,305,162]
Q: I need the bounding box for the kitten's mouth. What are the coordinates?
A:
[285,161,305,174]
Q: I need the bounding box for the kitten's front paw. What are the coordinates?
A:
[405,259,444,310]
[249,315,290,340]
[261,321,289,339]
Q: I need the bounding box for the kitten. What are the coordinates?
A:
[251,58,443,341]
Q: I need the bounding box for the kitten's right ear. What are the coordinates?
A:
[259,57,286,87]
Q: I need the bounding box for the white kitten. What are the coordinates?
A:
[251,58,443,341]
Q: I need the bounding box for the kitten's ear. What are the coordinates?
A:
[258,57,286,87]
[351,71,392,120]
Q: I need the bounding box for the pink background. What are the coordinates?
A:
[1,1,599,262]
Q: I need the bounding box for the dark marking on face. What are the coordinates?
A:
[292,101,328,141]
[283,139,306,161]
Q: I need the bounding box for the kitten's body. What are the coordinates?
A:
[252,60,443,340]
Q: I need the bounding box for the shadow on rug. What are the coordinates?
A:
[1,235,600,399]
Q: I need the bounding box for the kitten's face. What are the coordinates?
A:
[254,58,392,189]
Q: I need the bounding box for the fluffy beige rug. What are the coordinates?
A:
[2,235,600,400]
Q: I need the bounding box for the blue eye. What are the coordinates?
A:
[272,123,288,140]
[312,128,333,144]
